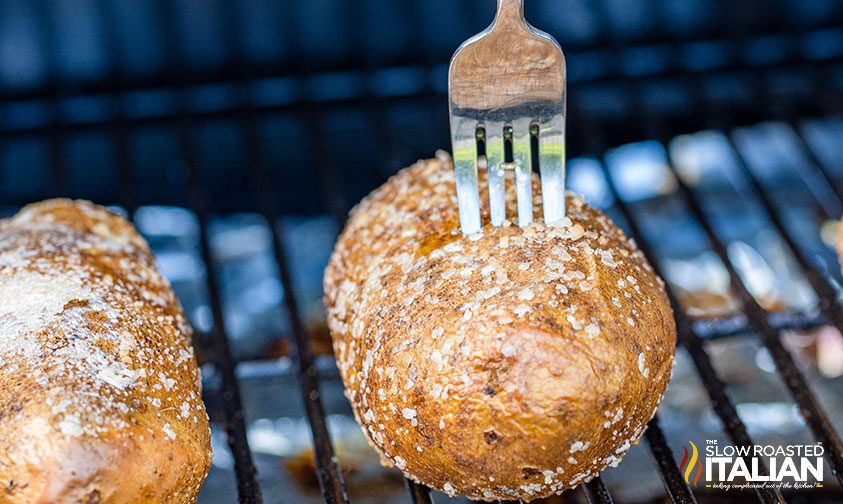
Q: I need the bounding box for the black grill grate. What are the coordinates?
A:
[176,106,840,504]
[2,0,843,503]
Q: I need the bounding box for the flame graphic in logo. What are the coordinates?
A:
[678,441,703,487]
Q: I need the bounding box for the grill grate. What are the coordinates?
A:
[1,0,843,503]
[30,114,843,504]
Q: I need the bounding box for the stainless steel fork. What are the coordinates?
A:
[449,0,566,235]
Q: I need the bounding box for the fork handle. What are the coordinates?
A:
[496,0,525,24]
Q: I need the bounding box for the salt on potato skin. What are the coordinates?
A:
[0,200,211,503]
[324,158,676,502]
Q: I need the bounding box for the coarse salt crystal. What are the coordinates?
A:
[501,344,516,357]
[97,366,136,390]
[638,353,649,378]
[58,416,84,437]
[402,408,417,419]
[162,422,176,440]
[514,304,531,317]
[600,250,618,268]
[570,440,586,453]
[161,377,176,391]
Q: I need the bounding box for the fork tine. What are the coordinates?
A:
[452,117,482,235]
[449,0,565,234]
[485,121,507,227]
[512,119,534,226]
[538,115,566,225]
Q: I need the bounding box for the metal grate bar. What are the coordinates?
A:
[109,103,133,211]
[789,123,843,212]
[184,131,263,503]
[346,1,397,187]
[678,323,785,504]
[157,1,262,499]
[95,0,134,213]
[406,480,434,504]
[220,4,349,503]
[303,111,350,225]
[764,126,843,222]
[180,144,262,500]
[3,23,841,103]
[590,138,785,503]
[644,416,697,504]
[694,311,823,340]
[663,144,843,484]
[588,123,792,502]
[0,91,433,138]
[584,476,615,504]
[266,218,350,504]
[242,51,349,504]
[300,101,429,498]
[278,16,350,226]
[234,67,348,503]
[1,43,839,146]
[37,0,66,198]
[244,122,350,504]
[723,133,843,331]
[580,132,696,503]
[602,40,843,480]
[597,162,783,503]
[276,5,437,499]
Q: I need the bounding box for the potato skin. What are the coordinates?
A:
[0,200,211,503]
[324,157,676,501]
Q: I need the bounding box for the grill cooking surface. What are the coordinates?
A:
[1,0,843,503]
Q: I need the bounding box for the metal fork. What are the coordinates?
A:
[449,0,566,235]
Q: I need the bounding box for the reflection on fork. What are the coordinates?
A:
[448,0,567,235]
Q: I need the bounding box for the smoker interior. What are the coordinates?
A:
[2,0,843,503]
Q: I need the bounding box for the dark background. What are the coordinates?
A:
[1,0,841,215]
